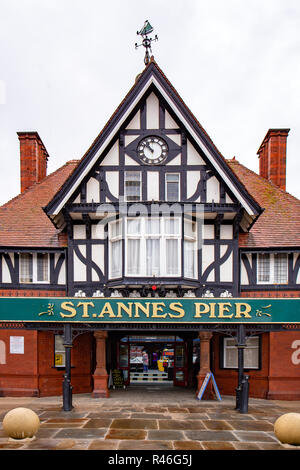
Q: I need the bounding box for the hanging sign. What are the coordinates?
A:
[0,297,300,324]
[197,372,221,401]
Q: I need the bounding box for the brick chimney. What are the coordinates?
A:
[17,132,49,193]
[257,128,290,191]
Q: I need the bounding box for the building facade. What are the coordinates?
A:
[0,59,300,400]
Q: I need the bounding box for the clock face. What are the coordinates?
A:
[137,136,168,164]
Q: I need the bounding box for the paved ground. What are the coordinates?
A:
[0,386,300,451]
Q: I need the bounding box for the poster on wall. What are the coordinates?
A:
[9,336,24,354]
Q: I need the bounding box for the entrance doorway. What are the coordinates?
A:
[117,335,188,387]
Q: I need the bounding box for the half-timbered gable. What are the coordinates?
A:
[44,60,261,298]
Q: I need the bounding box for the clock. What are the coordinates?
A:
[137,136,168,164]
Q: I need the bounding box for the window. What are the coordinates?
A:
[54,335,65,367]
[166,173,180,201]
[257,253,288,284]
[223,336,260,369]
[184,219,197,279]
[122,217,181,277]
[125,172,141,201]
[20,254,33,283]
[37,254,49,282]
[19,253,49,283]
[109,220,122,278]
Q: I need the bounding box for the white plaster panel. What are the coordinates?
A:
[125,135,139,146]
[166,154,181,165]
[86,177,100,203]
[202,245,215,281]
[206,176,220,202]
[125,154,140,165]
[225,193,234,203]
[2,254,12,283]
[105,172,119,199]
[101,141,119,166]
[187,139,205,165]
[240,258,249,285]
[147,172,159,201]
[126,110,140,130]
[73,194,81,203]
[91,245,105,281]
[57,258,66,285]
[165,110,178,129]
[220,225,233,239]
[166,134,181,145]
[296,254,300,284]
[92,223,105,239]
[146,92,159,129]
[220,246,233,282]
[73,246,86,282]
[187,171,200,200]
[73,225,86,239]
[203,225,214,240]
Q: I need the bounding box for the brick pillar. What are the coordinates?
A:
[92,331,109,398]
[196,331,213,399]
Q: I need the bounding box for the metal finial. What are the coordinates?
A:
[135,20,158,66]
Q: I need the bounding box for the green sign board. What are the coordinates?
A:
[0,297,299,324]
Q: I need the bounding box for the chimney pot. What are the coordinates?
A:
[257,128,290,191]
[17,132,49,193]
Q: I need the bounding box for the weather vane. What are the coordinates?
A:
[135,20,158,66]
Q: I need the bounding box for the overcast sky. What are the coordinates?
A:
[0,0,299,206]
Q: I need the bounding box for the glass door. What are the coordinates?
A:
[117,342,130,385]
[174,343,187,386]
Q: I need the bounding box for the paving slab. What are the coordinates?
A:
[0,390,300,452]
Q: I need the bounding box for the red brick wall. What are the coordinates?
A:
[0,330,39,396]
[38,331,93,397]
[213,290,300,400]
[267,330,300,400]
[241,291,300,298]
[212,333,270,399]
[0,289,66,297]
[0,329,93,397]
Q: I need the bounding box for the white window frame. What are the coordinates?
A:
[109,219,123,279]
[165,173,180,201]
[223,336,260,369]
[124,217,181,278]
[19,253,49,284]
[184,218,197,279]
[124,171,142,202]
[257,253,288,285]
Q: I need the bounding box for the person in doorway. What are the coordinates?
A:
[152,351,158,369]
[142,352,149,372]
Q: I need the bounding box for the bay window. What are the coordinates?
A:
[108,216,198,280]
[109,220,122,278]
[184,219,197,279]
[125,217,181,277]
